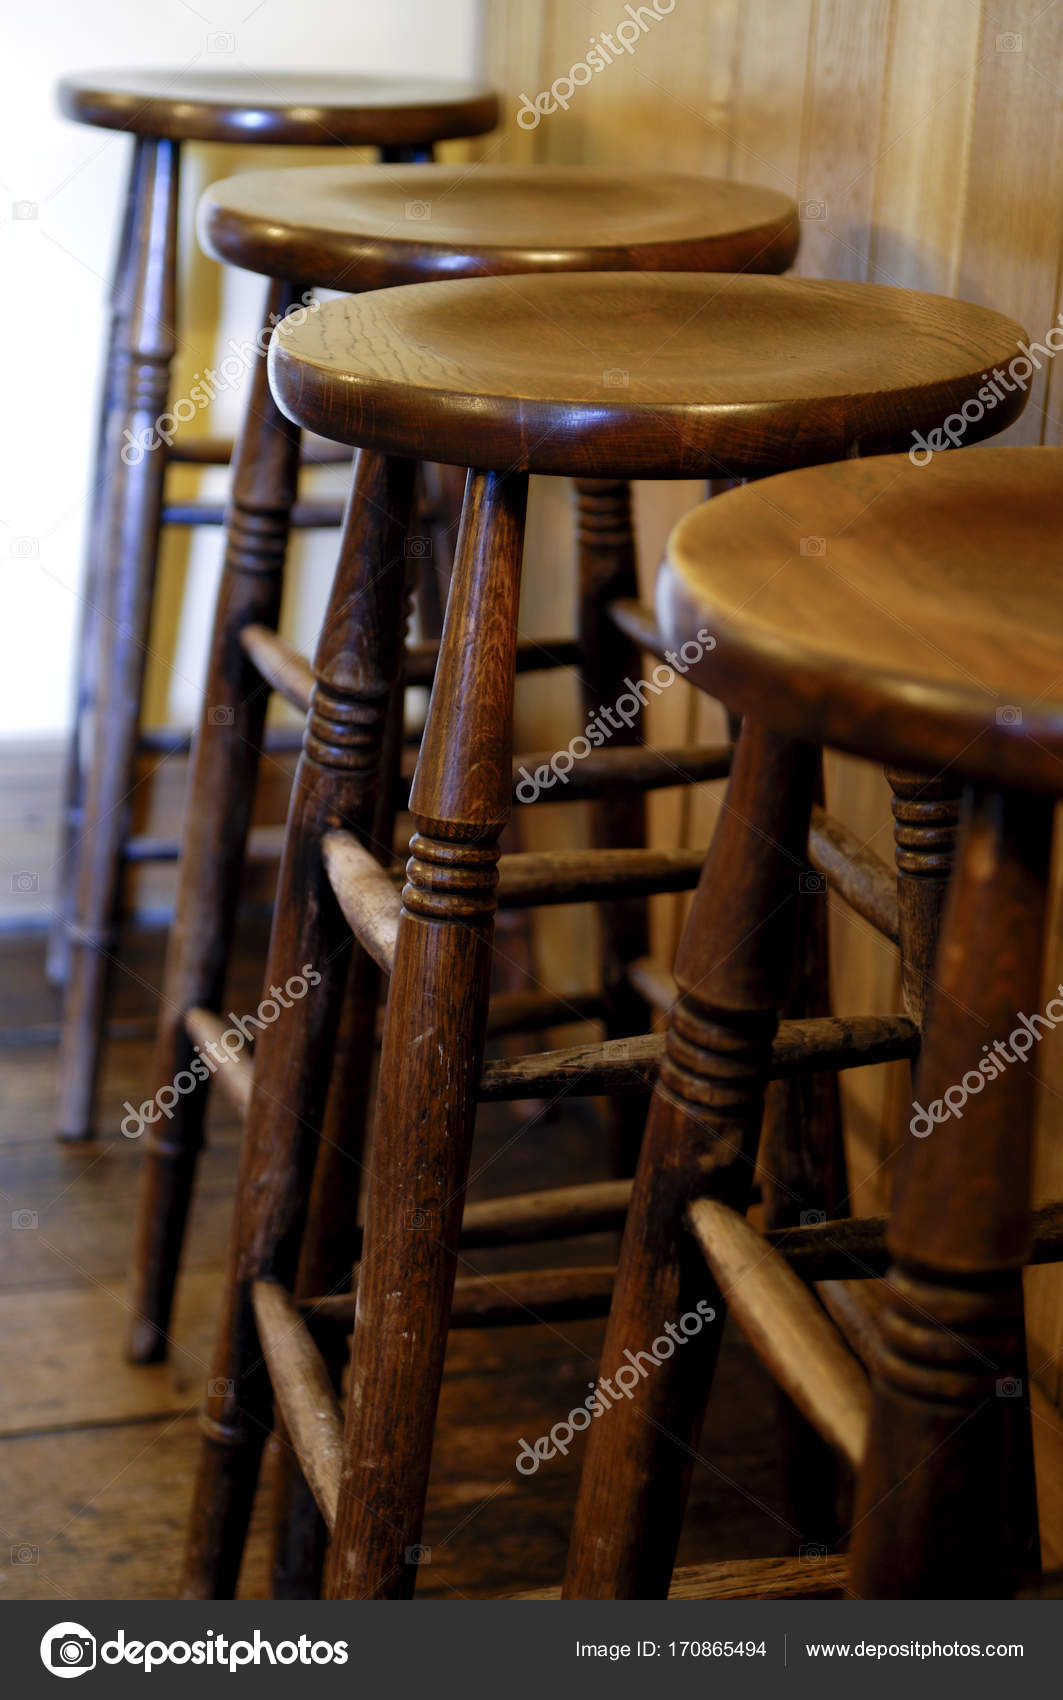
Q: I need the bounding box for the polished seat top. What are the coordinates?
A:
[58,69,499,146]
[199,164,800,288]
[268,271,1027,479]
[660,447,1063,793]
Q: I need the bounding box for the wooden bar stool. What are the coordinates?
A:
[564,445,1063,1600]
[127,164,801,1364]
[53,68,499,1139]
[179,271,1029,1600]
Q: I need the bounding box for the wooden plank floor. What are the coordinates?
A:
[2,924,1061,1599]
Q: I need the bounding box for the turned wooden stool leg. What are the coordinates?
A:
[563,723,819,1598]
[49,139,154,988]
[126,279,305,1363]
[181,451,415,1599]
[56,137,180,1139]
[759,751,847,1549]
[270,657,410,1600]
[852,788,1050,1598]
[886,768,962,1026]
[325,468,529,1600]
[574,478,649,1168]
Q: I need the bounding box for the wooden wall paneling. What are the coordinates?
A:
[953,2,1063,445]
[729,0,815,198]
[868,0,982,294]
[793,0,896,281]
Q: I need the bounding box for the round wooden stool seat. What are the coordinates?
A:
[199,164,799,289]
[661,446,1063,792]
[58,69,499,146]
[268,272,1026,479]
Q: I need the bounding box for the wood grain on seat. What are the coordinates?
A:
[57,69,499,146]
[268,272,1027,478]
[660,446,1063,791]
[199,165,800,288]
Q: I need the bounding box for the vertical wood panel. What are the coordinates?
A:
[480,0,1063,1394]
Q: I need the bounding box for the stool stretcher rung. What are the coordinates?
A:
[770,1195,1063,1280]
[808,805,899,943]
[251,1280,343,1532]
[123,824,285,864]
[183,1007,253,1116]
[496,845,707,907]
[517,1552,851,1600]
[166,435,352,467]
[687,1198,870,1471]
[162,500,346,529]
[626,955,677,1012]
[302,1265,616,1332]
[478,1012,919,1101]
[321,832,400,973]
[240,624,314,715]
[510,742,731,804]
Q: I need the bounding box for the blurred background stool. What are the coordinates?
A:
[52,67,500,1138]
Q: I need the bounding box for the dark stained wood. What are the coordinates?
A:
[886,768,961,1024]
[563,724,819,1598]
[200,164,800,290]
[522,1553,851,1602]
[56,137,180,1140]
[852,788,1051,1598]
[250,1280,344,1531]
[574,477,651,1173]
[687,1199,869,1472]
[48,138,152,990]
[58,69,499,147]
[477,1013,918,1101]
[181,452,415,1599]
[661,448,1063,794]
[808,804,899,942]
[267,275,1028,478]
[325,469,529,1601]
[304,1266,616,1332]
[126,279,304,1363]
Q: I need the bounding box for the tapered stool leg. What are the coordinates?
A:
[325,468,529,1600]
[56,138,180,1139]
[574,478,649,1168]
[851,787,1049,1598]
[563,723,819,1598]
[180,451,415,1598]
[126,279,306,1363]
[49,139,154,988]
[271,672,409,1599]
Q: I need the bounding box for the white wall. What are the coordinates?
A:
[0,0,484,736]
